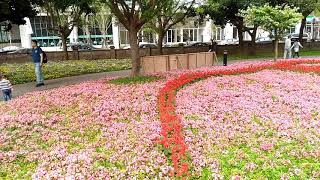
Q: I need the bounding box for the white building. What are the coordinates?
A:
[1,15,320,51]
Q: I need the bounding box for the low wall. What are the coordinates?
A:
[141,52,218,74]
[1,42,320,64]
[0,43,21,49]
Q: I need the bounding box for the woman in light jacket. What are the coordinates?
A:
[291,39,303,58]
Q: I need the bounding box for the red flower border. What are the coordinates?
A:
[158,59,320,177]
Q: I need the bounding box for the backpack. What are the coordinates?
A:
[42,51,48,63]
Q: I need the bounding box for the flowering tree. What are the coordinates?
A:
[241,5,303,60]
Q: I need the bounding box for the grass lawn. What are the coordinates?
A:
[217,50,320,62]
[0,59,131,85]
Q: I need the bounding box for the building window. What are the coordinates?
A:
[216,27,221,40]
[306,23,312,34]
[215,27,225,40]
[168,30,172,43]
[190,30,194,41]
[167,29,177,43]
[183,29,189,42]
[120,29,129,45]
[78,15,113,45]
[30,16,61,47]
[182,29,199,42]
[290,27,295,34]
[233,26,238,39]
[138,31,155,43]
[0,25,9,43]
[144,32,155,43]
[177,35,181,42]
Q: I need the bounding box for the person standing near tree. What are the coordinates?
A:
[291,39,303,58]
[31,40,45,87]
[284,35,292,59]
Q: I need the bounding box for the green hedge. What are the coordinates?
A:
[0,59,131,85]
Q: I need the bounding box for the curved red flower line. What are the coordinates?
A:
[158,59,320,177]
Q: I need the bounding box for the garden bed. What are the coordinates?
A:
[1,59,320,179]
[177,69,320,178]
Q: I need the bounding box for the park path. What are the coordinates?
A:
[7,57,310,99]
[10,70,131,99]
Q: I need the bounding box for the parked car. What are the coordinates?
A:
[217,39,239,45]
[256,37,272,44]
[164,43,186,47]
[289,33,310,41]
[185,42,210,47]
[7,48,32,54]
[0,46,20,53]
[139,43,157,49]
[69,42,98,51]
[123,43,158,49]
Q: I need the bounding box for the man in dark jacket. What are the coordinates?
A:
[31,40,45,87]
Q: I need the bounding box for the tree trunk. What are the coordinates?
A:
[102,30,107,49]
[248,27,257,55]
[250,27,257,46]
[236,24,244,49]
[299,17,306,45]
[61,35,69,60]
[85,25,91,45]
[129,29,140,76]
[85,16,91,45]
[274,39,278,61]
[157,32,165,55]
[238,30,244,48]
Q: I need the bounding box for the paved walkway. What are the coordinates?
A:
[10,70,131,98]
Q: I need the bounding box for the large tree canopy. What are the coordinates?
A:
[241,5,303,60]
[197,0,262,48]
[104,0,168,76]
[288,0,318,43]
[41,0,94,60]
[147,0,195,54]
[0,0,39,28]
[93,3,112,49]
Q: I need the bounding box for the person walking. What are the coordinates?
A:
[283,35,292,59]
[291,39,303,58]
[31,40,45,87]
[0,74,13,101]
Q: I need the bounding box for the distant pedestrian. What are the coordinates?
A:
[291,39,303,58]
[58,40,62,49]
[208,44,213,52]
[31,40,45,87]
[284,35,292,59]
[209,39,217,52]
[0,74,13,101]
